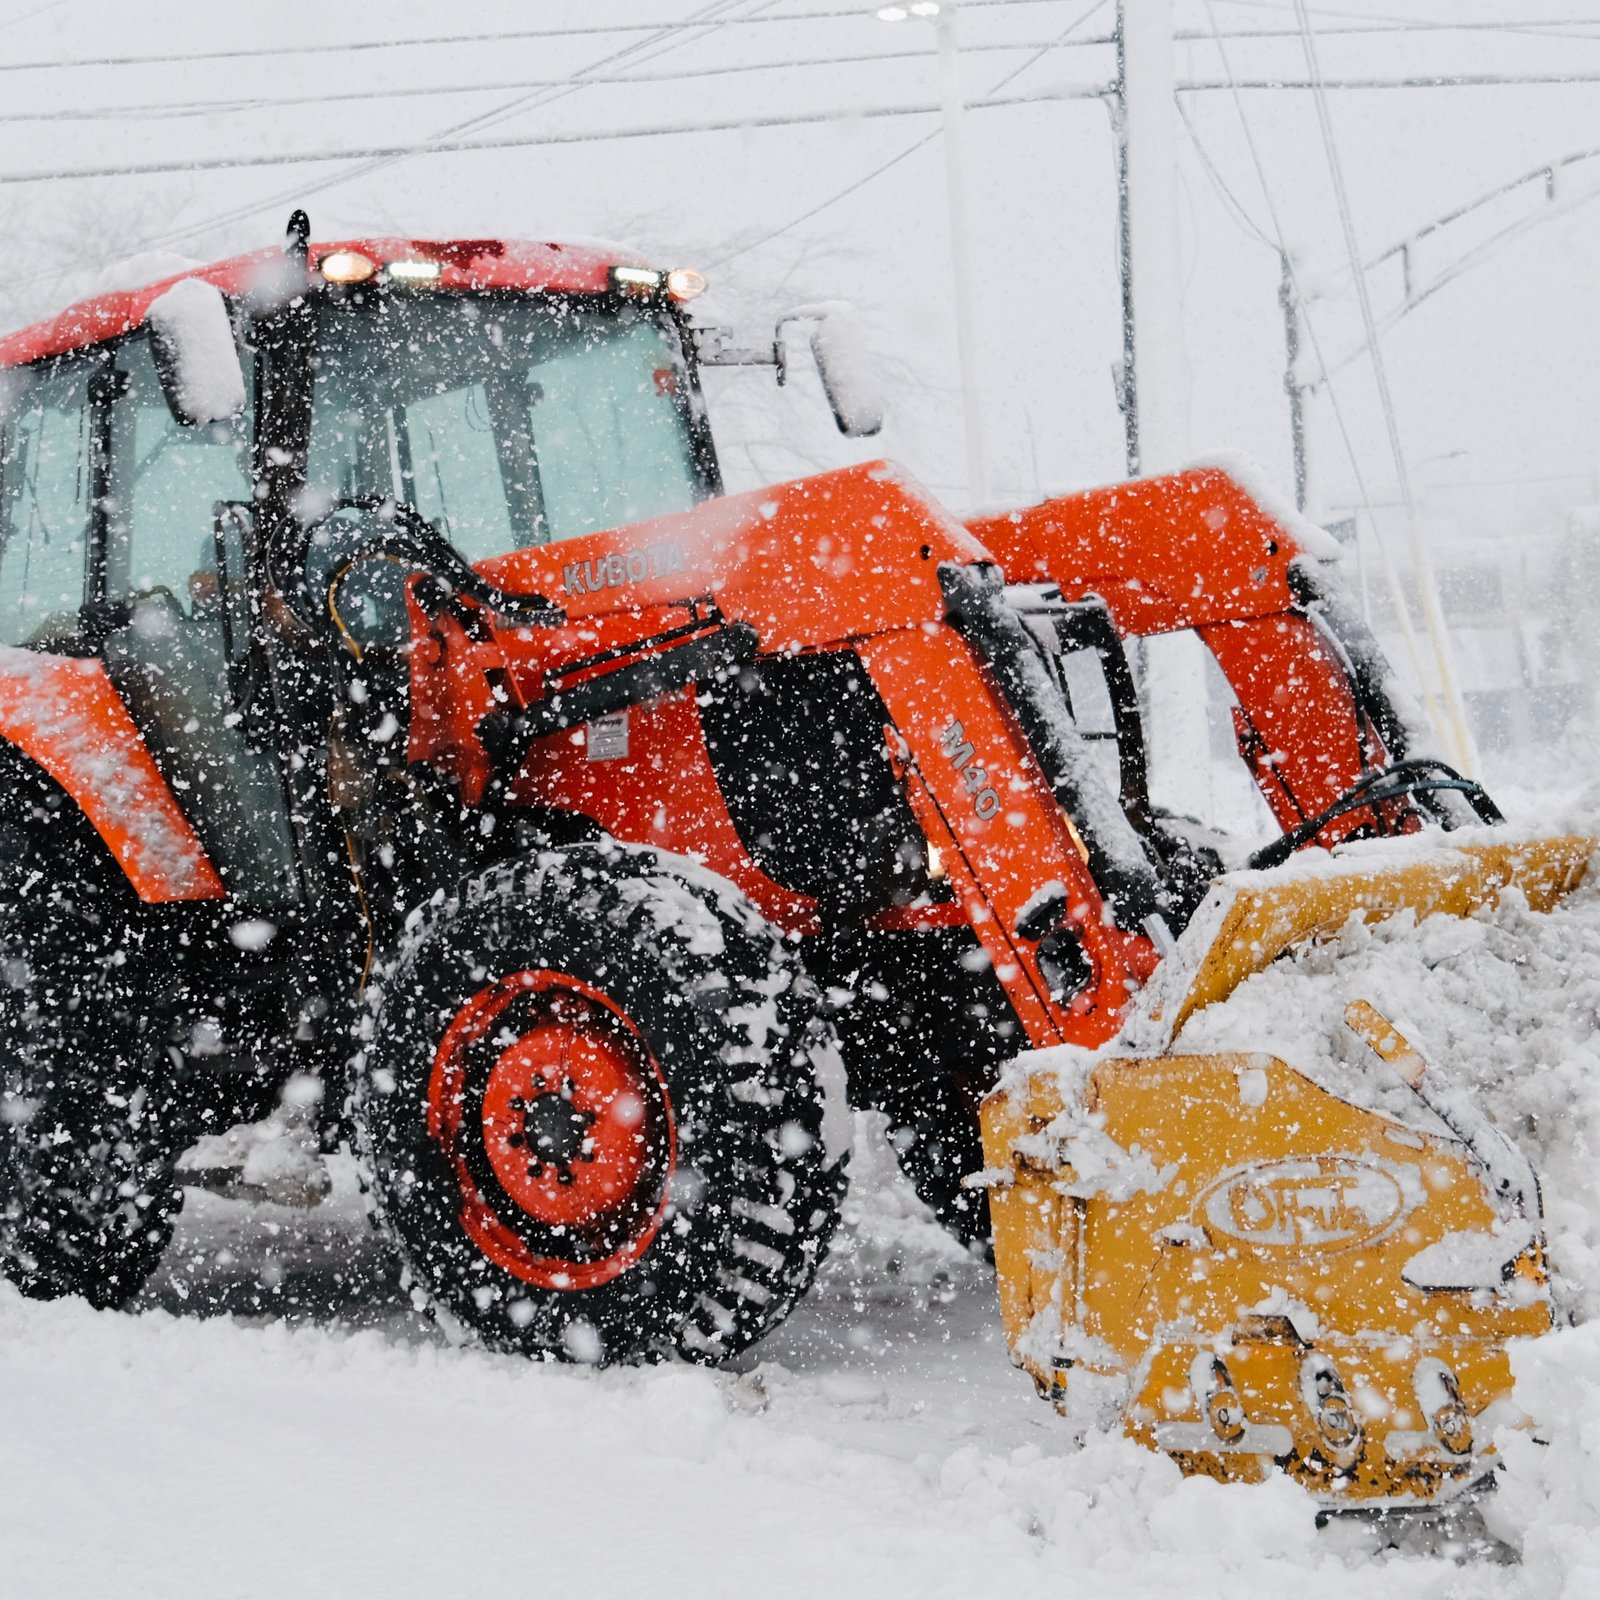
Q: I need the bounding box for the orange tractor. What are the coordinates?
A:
[0,216,1586,1504]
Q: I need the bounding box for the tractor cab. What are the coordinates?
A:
[0,236,731,907]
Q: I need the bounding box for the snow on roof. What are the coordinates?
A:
[0,236,659,368]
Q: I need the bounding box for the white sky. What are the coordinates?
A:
[1,0,1598,545]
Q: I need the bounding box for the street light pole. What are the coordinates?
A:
[935,8,988,506]
[1279,249,1310,510]
[879,3,987,505]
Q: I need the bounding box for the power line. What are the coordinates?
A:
[1215,0,1600,36]
[1174,98,1276,250]
[6,58,1593,136]
[1182,71,1600,90]
[706,136,938,269]
[1368,144,1600,273]
[705,0,1110,271]
[0,86,1104,189]
[1290,0,1475,771]
[6,3,1596,81]
[1,0,768,297]
[0,0,70,31]
[1308,174,1600,387]
[1188,15,1600,46]
[0,0,1076,74]
[268,1,765,258]
[0,39,1110,126]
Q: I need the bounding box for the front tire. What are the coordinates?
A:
[357,842,847,1364]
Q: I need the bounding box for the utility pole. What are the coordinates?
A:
[1114,0,1188,478]
[878,3,987,505]
[1279,250,1310,511]
[1114,0,1215,818]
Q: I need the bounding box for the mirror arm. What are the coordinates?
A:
[691,326,786,384]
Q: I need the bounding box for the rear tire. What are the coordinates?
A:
[0,803,182,1307]
[357,841,848,1364]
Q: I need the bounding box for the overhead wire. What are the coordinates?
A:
[707,0,1110,271]
[1,2,1591,82]
[0,0,780,288]
[1194,0,1448,744]
[1213,0,1600,40]
[1174,98,1277,250]
[0,0,69,30]
[1184,71,1600,89]
[0,0,1083,74]
[10,57,1600,134]
[0,84,1112,189]
[1288,0,1475,771]
[0,37,1115,126]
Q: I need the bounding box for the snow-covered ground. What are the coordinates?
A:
[2,766,1596,1600]
[5,991,1600,1600]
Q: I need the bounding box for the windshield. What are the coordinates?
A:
[305,294,707,561]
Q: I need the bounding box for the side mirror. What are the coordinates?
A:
[148,278,247,428]
[775,302,885,437]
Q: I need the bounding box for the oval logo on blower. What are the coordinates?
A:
[1199,1157,1407,1250]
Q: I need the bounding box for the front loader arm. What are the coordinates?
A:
[968,466,1405,842]
[407,463,1164,1050]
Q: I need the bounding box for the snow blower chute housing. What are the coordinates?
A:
[0,220,1588,1509]
[981,835,1591,1505]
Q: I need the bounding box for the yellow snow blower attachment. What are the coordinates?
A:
[981,832,1595,1506]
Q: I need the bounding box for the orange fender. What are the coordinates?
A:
[0,646,225,902]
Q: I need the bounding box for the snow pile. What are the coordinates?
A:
[0,1270,1339,1600]
[0,1105,1596,1594]
[1174,870,1600,1319]
[1487,1323,1600,1589]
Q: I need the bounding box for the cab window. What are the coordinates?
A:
[104,332,253,607]
[306,295,706,563]
[0,359,95,646]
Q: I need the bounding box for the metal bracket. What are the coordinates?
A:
[692,326,787,385]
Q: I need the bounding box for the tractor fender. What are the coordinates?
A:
[0,646,225,902]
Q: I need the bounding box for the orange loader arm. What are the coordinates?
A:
[969,466,1403,844]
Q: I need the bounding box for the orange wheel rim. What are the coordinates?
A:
[428,970,676,1290]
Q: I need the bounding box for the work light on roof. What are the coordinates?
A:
[319,250,378,284]
[666,267,709,303]
[385,259,443,284]
[611,265,664,294]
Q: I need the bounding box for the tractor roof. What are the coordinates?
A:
[0,236,658,368]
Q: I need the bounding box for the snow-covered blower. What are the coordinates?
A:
[982,834,1593,1506]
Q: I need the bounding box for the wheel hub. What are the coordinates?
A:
[508,1085,596,1186]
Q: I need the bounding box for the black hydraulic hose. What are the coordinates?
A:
[1247,758,1502,872]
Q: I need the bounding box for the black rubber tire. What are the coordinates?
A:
[0,797,183,1308]
[356,840,848,1364]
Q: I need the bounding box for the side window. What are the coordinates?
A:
[104,332,252,608]
[0,360,94,646]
